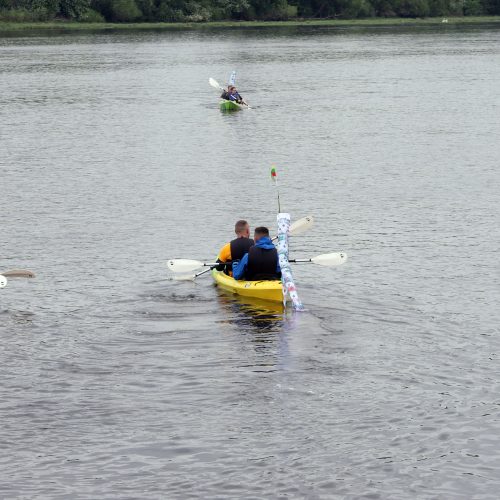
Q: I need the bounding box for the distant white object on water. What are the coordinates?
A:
[0,275,7,288]
[442,18,448,23]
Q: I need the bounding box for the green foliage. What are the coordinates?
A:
[78,6,104,19]
[398,0,430,16]
[135,0,153,19]
[91,0,141,20]
[154,0,187,21]
[368,0,395,16]
[0,7,52,19]
[483,0,500,14]
[344,0,374,17]
[109,0,141,20]
[0,0,91,18]
[59,0,90,18]
[428,0,448,16]
[2,0,500,22]
[297,0,335,17]
[184,1,212,21]
[463,0,484,14]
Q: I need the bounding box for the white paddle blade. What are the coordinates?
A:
[311,252,348,267]
[0,275,7,288]
[290,215,314,236]
[166,259,204,273]
[209,78,223,90]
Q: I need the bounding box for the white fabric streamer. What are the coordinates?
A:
[229,71,236,86]
[277,213,304,311]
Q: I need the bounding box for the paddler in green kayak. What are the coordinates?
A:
[216,220,254,276]
[232,227,281,281]
[221,85,246,105]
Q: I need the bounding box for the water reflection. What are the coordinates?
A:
[0,308,35,326]
[215,289,285,330]
[215,290,300,372]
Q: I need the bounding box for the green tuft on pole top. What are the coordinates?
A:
[271,166,277,182]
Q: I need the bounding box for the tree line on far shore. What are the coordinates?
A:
[1,0,499,24]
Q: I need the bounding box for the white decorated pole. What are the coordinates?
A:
[271,166,304,310]
[277,213,304,311]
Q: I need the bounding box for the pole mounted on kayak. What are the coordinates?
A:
[271,166,281,213]
[277,212,304,311]
[270,165,304,310]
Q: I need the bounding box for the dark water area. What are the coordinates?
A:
[1,24,500,498]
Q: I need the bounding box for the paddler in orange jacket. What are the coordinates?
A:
[216,220,254,275]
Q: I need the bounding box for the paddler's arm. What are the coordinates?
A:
[215,243,231,271]
[232,254,248,280]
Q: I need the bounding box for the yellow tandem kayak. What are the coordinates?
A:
[212,270,284,303]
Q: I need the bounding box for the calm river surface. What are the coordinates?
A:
[1,23,500,499]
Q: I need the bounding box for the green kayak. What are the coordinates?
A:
[219,99,244,112]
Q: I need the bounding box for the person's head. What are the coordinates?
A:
[235,220,250,238]
[254,226,270,242]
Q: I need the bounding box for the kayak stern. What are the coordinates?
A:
[212,270,283,303]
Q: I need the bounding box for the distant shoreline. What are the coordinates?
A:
[1,16,500,33]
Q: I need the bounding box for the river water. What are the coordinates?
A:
[1,23,500,498]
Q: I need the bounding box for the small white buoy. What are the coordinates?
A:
[0,275,7,288]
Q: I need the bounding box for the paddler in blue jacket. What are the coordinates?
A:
[221,85,245,105]
[233,227,281,281]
